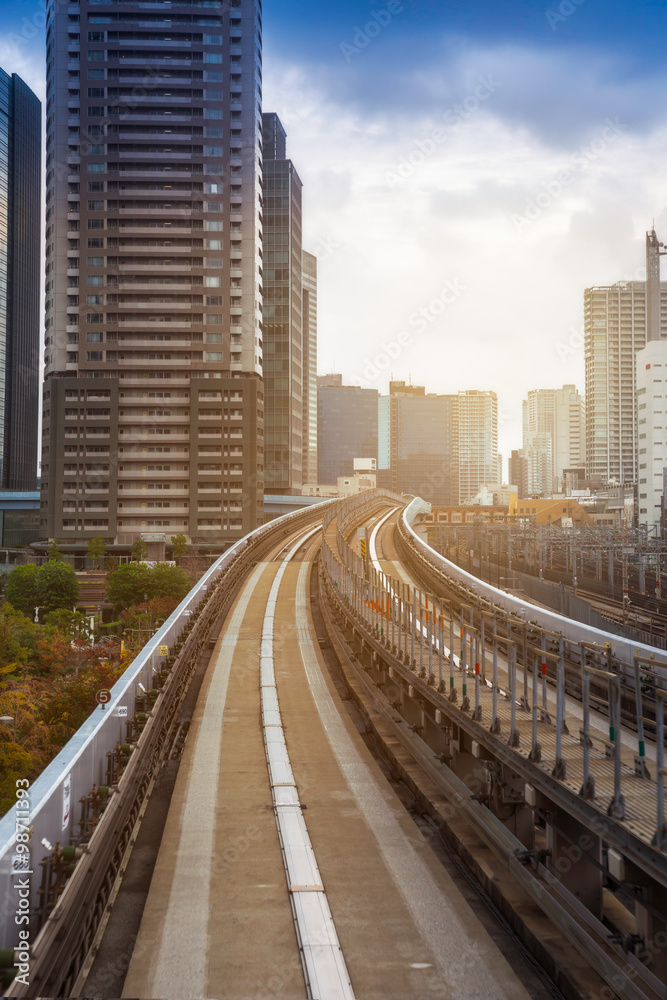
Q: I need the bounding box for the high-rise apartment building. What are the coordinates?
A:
[509,449,528,499]
[262,112,303,494]
[318,379,378,484]
[41,0,264,556]
[301,250,318,485]
[522,385,585,494]
[585,272,667,486]
[457,390,498,503]
[378,382,458,505]
[637,229,667,530]
[0,70,41,491]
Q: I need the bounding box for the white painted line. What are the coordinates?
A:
[261,529,356,1000]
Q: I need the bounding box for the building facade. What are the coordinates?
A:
[584,276,667,486]
[522,385,585,494]
[378,382,458,505]
[318,380,378,484]
[301,250,317,485]
[262,112,303,494]
[40,0,264,555]
[457,389,498,503]
[0,70,41,491]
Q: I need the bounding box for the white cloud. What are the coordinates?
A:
[263,40,667,458]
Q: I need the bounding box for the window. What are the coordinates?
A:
[88,181,104,192]
[86,332,103,342]
[88,50,104,60]
[88,275,104,285]
[206,314,222,323]
[87,238,104,248]
[88,200,103,210]
[87,295,104,305]
[87,87,105,97]
[87,313,104,323]
[204,34,222,44]
[87,256,104,266]
[204,52,222,63]
[206,333,222,342]
[204,108,223,119]
[88,218,104,229]
[88,162,104,172]
[86,351,104,361]
[206,352,223,361]
[205,146,223,157]
[205,239,222,249]
[205,276,221,287]
[88,108,105,118]
[205,220,222,230]
[88,69,104,79]
[206,296,222,305]
[88,143,105,154]
[204,71,222,82]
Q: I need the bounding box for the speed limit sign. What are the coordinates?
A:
[96,689,112,710]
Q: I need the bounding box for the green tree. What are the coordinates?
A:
[5,564,40,617]
[87,537,106,570]
[170,533,188,564]
[36,561,80,614]
[44,609,92,645]
[131,537,148,562]
[106,562,153,612]
[47,538,63,562]
[151,563,191,603]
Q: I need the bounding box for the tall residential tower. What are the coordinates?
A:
[261,112,303,494]
[0,70,41,491]
[41,0,264,556]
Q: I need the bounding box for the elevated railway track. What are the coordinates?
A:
[0,491,664,1000]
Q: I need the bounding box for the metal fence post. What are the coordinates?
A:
[552,637,567,779]
[529,652,541,762]
[448,618,457,703]
[461,626,469,712]
[508,643,520,747]
[653,692,666,851]
[579,648,595,800]
[490,639,500,733]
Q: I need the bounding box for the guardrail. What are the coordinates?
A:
[0,498,336,993]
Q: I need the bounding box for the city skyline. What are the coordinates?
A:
[3,1,667,457]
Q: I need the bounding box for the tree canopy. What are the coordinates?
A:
[36,561,81,614]
[106,562,191,612]
[5,564,39,617]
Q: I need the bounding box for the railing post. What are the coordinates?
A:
[508,642,520,747]
[419,591,424,677]
[607,674,626,820]
[633,654,650,779]
[653,692,666,851]
[411,591,415,669]
[579,648,595,800]
[448,618,457,703]
[528,652,541,762]
[472,633,481,721]
[460,624,469,712]
[438,616,444,692]
[490,639,500,733]
[427,602,433,683]
[552,636,567,780]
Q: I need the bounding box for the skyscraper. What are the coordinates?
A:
[41,0,264,557]
[377,382,458,505]
[318,379,378,485]
[637,228,667,530]
[585,272,667,486]
[522,385,585,494]
[262,112,303,494]
[302,250,318,485]
[0,70,40,491]
[457,390,498,503]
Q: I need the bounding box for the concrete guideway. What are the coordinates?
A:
[122,519,534,1000]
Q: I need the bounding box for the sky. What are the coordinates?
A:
[2,0,667,462]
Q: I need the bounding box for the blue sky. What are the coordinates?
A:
[2,0,667,462]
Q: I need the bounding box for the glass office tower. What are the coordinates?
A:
[40,0,264,557]
[0,70,41,491]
